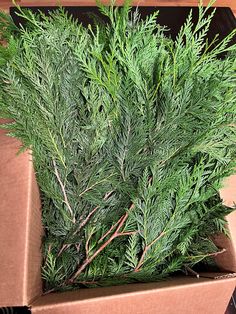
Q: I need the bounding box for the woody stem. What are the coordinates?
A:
[134,231,165,272]
[69,204,135,282]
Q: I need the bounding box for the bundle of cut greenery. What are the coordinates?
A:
[0,2,236,293]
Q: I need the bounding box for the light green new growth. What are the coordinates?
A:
[0,2,236,292]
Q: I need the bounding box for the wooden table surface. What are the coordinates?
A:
[1,0,236,15]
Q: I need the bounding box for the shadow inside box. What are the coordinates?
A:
[1,4,235,314]
[10,5,236,46]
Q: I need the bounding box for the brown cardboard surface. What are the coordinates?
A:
[31,276,236,314]
[213,211,236,273]
[214,177,236,272]
[0,127,42,306]
[220,174,236,208]
[26,162,43,303]
[17,0,236,11]
[1,0,236,15]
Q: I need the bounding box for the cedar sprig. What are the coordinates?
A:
[0,2,236,292]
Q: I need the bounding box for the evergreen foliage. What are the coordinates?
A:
[0,2,236,292]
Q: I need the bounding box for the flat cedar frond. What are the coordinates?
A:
[0,3,236,292]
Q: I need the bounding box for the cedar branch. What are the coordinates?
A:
[79,174,115,197]
[69,204,135,282]
[189,248,226,260]
[57,244,69,258]
[184,265,200,278]
[134,231,165,272]
[78,190,114,231]
[57,191,114,258]
[99,215,124,243]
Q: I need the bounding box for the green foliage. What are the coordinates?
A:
[0,11,19,66]
[0,3,236,292]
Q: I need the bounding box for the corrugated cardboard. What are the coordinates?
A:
[0,124,42,307]
[30,277,236,314]
[1,0,236,14]
[17,0,236,12]
[1,2,236,312]
[213,182,236,273]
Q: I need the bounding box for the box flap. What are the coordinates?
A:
[17,0,236,11]
[213,211,236,272]
[220,174,236,208]
[198,272,236,279]
[0,125,42,307]
[214,176,236,272]
[30,276,236,314]
[0,1,20,12]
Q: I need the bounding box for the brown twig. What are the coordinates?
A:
[134,231,165,272]
[43,243,52,264]
[189,248,227,261]
[69,204,135,282]
[78,190,114,232]
[57,244,69,258]
[116,231,137,236]
[43,279,98,295]
[75,243,81,252]
[85,230,95,258]
[78,280,98,285]
[78,174,114,197]
[204,248,227,258]
[78,205,100,231]
[184,265,200,278]
[52,159,75,223]
[43,288,57,295]
[99,215,124,243]
[148,176,153,184]
[56,191,114,259]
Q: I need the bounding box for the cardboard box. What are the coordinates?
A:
[0,2,236,312]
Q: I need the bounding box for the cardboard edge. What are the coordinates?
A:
[25,160,43,304]
[216,177,236,272]
[198,272,236,279]
[16,0,236,10]
[1,0,234,12]
[0,126,42,307]
[0,129,29,306]
[30,276,236,314]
